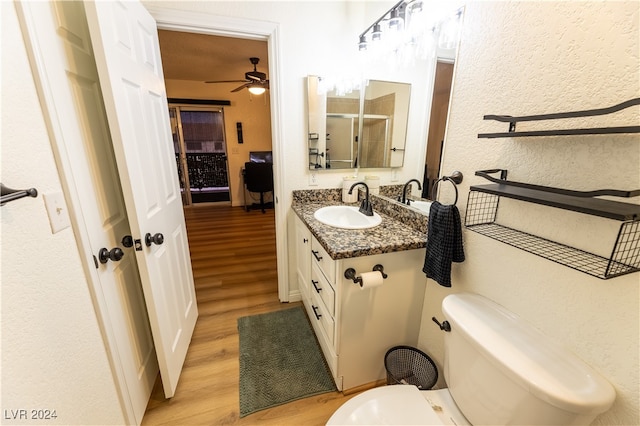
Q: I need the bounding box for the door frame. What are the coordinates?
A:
[146,5,288,301]
[169,105,194,205]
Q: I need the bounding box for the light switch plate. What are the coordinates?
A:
[43,191,71,234]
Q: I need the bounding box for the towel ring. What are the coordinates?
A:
[431,171,463,205]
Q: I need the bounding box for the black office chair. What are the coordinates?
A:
[244,162,274,213]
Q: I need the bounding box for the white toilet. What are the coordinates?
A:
[327,293,616,425]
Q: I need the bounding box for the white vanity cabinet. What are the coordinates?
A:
[294,215,311,300]
[293,215,426,392]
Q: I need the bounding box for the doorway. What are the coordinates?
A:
[170,105,231,205]
[153,20,289,296]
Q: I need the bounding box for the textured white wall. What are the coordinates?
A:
[1,3,125,424]
[418,2,639,425]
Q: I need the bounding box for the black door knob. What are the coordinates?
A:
[98,247,124,264]
[121,235,134,248]
[145,232,164,247]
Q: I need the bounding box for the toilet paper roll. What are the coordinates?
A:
[359,271,384,290]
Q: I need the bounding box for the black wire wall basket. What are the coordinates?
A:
[465,169,640,280]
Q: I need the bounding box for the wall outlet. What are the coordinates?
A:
[391,169,399,182]
[309,171,318,186]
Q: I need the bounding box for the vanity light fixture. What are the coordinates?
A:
[358,0,463,64]
[358,0,405,48]
[359,34,368,51]
[438,8,463,50]
[371,23,382,42]
[388,8,404,32]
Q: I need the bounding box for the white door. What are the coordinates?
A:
[16,1,158,423]
[83,0,198,398]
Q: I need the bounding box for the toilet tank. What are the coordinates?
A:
[441,293,615,426]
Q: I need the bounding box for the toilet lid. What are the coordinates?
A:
[326,386,461,425]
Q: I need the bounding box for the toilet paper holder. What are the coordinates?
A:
[344,264,388,287]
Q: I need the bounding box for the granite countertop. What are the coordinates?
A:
[292,190,427,260]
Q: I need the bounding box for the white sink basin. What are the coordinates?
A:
[313,205,382,229]
[409,200,433,213]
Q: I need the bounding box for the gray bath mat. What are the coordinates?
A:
[238,306,337,417]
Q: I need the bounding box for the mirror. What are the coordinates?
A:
[307,76,410,170]
[374,54,458,208]
[423,60,455,199]
[324,82,360,169]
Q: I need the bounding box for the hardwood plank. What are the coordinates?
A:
[142,204,359,425]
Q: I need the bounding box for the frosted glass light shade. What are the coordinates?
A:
[248,85,266,95]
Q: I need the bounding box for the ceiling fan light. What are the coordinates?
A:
[248,85,266,95]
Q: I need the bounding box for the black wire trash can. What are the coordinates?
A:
[384,345,438,390]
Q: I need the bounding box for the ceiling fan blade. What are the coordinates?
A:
[204,79,249,84]
[231,83,250,92]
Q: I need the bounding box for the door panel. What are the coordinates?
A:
[84,0,198,398]
[17,1,158,423]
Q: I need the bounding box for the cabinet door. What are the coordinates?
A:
[337,249,427,391]
[294,215,311,300]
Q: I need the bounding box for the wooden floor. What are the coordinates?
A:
[142,203,358,425]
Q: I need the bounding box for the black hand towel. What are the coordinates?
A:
[422,201,465,287]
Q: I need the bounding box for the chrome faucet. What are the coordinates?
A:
[348,182,373,216]
[400,179,422,205]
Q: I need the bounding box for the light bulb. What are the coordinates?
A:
[371,23,382,42]
[388,9,404,32]
[407,1,426,36]
[438,11,462,51]
[248,85,266,95]
[359,35,368,51]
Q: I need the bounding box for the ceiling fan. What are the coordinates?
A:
[205,57,269,94]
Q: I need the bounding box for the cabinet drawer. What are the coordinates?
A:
[309,291,335,347]
[311,262,335,317]
[311,238,336,283]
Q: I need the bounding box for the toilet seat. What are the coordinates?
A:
[326,386,470,425]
